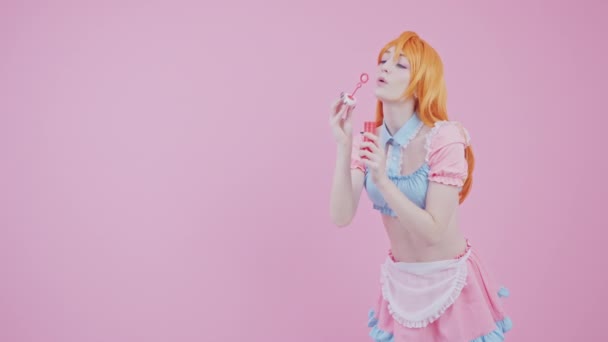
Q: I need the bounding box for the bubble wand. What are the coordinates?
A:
[341,73,369,107]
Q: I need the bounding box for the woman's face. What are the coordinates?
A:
[374,47,413,102]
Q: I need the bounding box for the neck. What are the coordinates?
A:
[381,99,416,134]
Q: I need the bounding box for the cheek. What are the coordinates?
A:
[396,72,411,84]
[387,82,405,94]
[393,74,410,91]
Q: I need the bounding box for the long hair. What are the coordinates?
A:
[375,31,475,204]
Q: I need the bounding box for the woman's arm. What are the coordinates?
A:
[360,122,469,244]
[329,141,366,227]
[375,177,459,244]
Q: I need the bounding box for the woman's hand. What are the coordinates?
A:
[328,94,355,146]
[360,132,389,186]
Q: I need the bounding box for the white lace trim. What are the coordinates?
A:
[380,249,471,329]
[423,120,471,164]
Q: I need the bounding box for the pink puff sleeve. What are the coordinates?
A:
[350,133,366,173]
[425,121,470,187]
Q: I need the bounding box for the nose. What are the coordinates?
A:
[380,59,395,73]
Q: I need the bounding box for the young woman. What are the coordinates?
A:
[328,31,512,341]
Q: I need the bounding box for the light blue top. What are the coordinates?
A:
[364,114,429,215]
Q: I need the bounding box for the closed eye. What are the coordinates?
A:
[379,60,408,69]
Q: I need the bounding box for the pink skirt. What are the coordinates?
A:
[367,246,512,341]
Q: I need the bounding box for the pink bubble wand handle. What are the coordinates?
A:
[350,73,369,97]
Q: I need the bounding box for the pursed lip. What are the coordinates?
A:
[377,76,388,85]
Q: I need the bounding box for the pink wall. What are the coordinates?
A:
[1,0,607,340]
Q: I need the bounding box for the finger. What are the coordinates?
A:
[362,132,379,142]
[358,147,369,157]
[343,104,355,120]
[362,159,377,170]
[330,110,343,126]
[331,105,348,125]
[330,97,344,117]
[337,103,348,119]
[360,141,381,155]
[331,100,347,118]
[331,96,343,109]
[359,148,379,162]
[360,141,378,151]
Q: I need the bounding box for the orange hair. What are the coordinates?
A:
[375,31,475,204]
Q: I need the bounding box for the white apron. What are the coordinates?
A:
[380,249,471,328]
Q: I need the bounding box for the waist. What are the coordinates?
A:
[382,214,466,262]
[388,238,471,263]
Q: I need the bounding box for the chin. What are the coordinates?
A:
[374,88,397,102]
[374,87,389,100]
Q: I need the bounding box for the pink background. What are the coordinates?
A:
[1,0,607,341]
